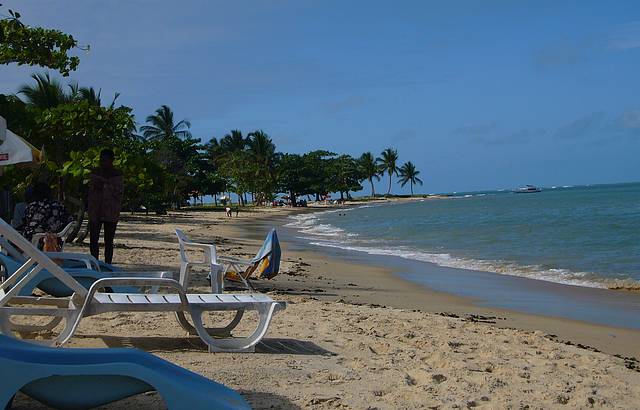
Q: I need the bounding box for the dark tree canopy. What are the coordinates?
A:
[0,6,81,76]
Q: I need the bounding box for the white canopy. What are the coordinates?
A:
[0,115,42,166]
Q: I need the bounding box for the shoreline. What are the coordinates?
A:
[236,208,640,358]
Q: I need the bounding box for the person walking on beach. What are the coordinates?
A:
[88,149,124,264]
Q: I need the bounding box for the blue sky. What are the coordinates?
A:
[1,0,639,193]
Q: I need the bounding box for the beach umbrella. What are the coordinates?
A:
[0,115,43,167]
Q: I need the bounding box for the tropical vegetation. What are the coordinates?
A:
[0,5,426,232]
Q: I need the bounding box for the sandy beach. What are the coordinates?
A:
[12,207,640,409]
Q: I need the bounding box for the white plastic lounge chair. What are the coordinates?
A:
[0,334,250,409]
[0,218,285,352]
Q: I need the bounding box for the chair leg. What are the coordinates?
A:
[52,311,82,346]
[241,276,254,291]
[174,311,197,335]
[175,310,244,336]
[190,304,278,353]
[9,316,62,333]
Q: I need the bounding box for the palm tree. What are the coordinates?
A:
[398,161,423,195]
[219,129,247,152]
[18,72,72,108]
[378,148,399,195]
[247,130,277,204]
[140,105,192,141]
[359,152,381,196]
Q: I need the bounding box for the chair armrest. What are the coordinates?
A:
[218,256,253,266]
[31,222,77,245]
[44,252,101,270]
[110,270,176,279]
[180,242,217,265]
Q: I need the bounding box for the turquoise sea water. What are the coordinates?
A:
[286,183,640,290]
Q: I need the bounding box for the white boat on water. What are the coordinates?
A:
[515,185,542,193]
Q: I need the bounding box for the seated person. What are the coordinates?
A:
[21,183,73,244]
[11,187,33,230]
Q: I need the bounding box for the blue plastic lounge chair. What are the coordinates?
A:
[0,251,152,297]
[0,334,250,409]
[0,218,285,353]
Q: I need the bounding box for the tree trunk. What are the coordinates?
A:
[214,193,218,206]
[340,191,344,201]
[387,174,392,195]
[369,178,375,197]
[58,176,65,202]
[410,182,414,196]
[290,190,297,207]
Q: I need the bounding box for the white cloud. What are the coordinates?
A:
[620,111,640,128]
[608,21,640,51]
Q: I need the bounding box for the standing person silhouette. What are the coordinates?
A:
[88,149,124,264]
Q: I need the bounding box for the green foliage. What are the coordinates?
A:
[0,7,80,75]
[328,155,364,199]
[276,153,306,205]
[61,147,154,211]
[18,72,73,108]
[140,105,191,140]
[32,101,135,164]
[0,93,35,133]
[2,75,421,211]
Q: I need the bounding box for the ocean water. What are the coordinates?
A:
[286,183,640,290]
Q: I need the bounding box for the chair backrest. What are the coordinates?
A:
[175,228,190,262]
[31,221,76,247]
[0,218,87,305]
[175,228,218,265]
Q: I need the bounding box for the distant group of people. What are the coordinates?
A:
[10,149,123,264]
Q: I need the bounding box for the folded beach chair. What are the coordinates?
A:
[0,218,285,352]
[176,228,281,291]
[221,229,281,290]
[0,334,250,409]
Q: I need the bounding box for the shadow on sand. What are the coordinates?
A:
[14,389,301,410]
[77,335,334,356]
